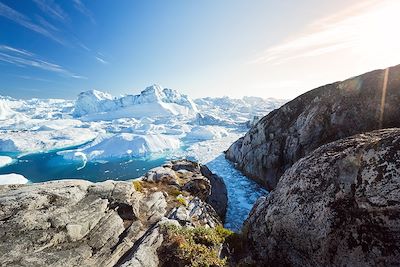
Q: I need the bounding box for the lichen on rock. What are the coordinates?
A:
[242,128,400,266]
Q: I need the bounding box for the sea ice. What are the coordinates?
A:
[60,133,181,161]
[0,156,13,168]
[0,173,28,185]
[185,126,229,141]
[0,128,97,154]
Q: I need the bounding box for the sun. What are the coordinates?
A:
[356,0,400,66]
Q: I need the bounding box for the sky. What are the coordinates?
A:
[0,0,399,100]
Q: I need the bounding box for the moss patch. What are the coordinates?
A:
[176,196,188,207]
[132,180,143,192]
[159,224,235,267]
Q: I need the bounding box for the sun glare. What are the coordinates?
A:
[357,0,400,65]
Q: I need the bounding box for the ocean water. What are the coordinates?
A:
[0,139,267,232]
[205,154,268,231]
[0,151,166,183]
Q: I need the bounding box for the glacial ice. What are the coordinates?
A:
[0,84,286,157]
[0,156,13,168]
[59,133,181,161]
[0,173,28,185]
[0,128,98,154]
[0,85,285,229]
[73,85,198,119]
[185,126,229,141]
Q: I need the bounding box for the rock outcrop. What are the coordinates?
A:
[0,159,227,267]
[243,128,400,266]
[226,64,400,190]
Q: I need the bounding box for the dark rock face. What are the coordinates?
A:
[226,65,400,190]
[243,129,400,266]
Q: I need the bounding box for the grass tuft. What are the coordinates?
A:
[176,196,188,206]
[159,224,235,267]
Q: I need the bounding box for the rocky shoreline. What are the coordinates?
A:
[2,65,400,266]
[226,64,400,191]
[0,160,228,267]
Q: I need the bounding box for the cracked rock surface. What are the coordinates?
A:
[0,159,227,267]
[243,129,400,266]
[226,65,400,190]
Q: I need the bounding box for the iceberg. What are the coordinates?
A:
[0,128,98,154]
[0,100,27,123]
[0,156,13,168]
[0,87,287,164]
[185,126,229,141]
[73,85,198,120]
[60,133,181,161]
[0,173,28,185]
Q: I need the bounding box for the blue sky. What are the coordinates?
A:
[0,0,399,99]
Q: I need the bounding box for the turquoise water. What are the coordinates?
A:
[0,145,267,232]
[0,151,166,183]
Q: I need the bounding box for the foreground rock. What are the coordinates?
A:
[243,128,400,266]
[226,64,400,190]
[0,159,227,267]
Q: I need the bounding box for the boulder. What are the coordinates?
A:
[0,160,227,267]
[243,128,400,266]
[168,159,228,221]
[226,64,400,190]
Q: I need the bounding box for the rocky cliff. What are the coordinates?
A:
[0,160,228,267]
[243,128,400,266]
[226,64,400,190]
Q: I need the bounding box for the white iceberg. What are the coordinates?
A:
[0,156,13,168]
[60,133,181,161]
[0,128,97,154]
[0,100,27,123]
[73,85,198,120]
[185,126,229,141]
[0,173,28,185]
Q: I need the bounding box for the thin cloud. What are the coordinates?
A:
[95,56,108,64]
[36,15,60,32]
[0,45,86,79]
[78,42,91,51]
[0,2,64,45]
[15,75,53,83]
[0,45,34,57]
[32,0,68,22]
[249,0,382,65]
[73,0,95,24]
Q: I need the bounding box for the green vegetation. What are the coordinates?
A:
[159,224,235,267]
[176,196,188,206]
[132,180,143,192]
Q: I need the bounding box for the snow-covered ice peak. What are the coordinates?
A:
[73,89,115,117]
[0,100,15,120]
[82,90,113,101]
[137,84,164,103]
[134,84,198,111]
[73,84,198,118]
[0,99,27,122]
